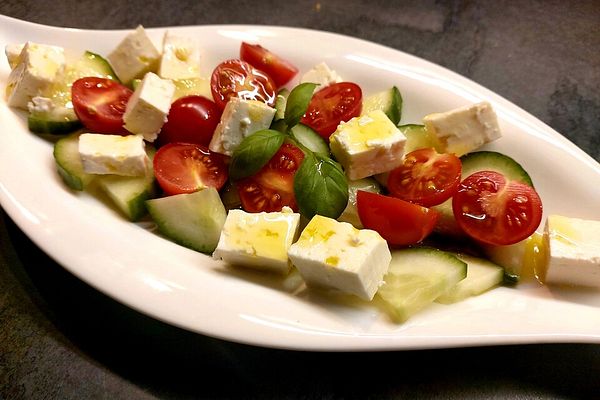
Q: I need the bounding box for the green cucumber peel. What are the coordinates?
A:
[294,151,349,220]
[229,129,286,181]
[284,82,317,128]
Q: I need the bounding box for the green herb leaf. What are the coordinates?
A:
[229,129,285,181]
[294,152,349,219]
[284,82,318,128]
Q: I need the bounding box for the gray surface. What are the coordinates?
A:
[1,0,600,399]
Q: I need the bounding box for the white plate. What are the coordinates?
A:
[1,15,599,351]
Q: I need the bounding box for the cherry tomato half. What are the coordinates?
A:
[236,143,305,212]
[72,77,132,134]
[210,59,277,109]
[387,148,462,207]
[300,82,362,139]
[357,190,439,246]
[452,171,543,246]
[240,42,299,88]
[153,143,229,196]
[158,95,222,147]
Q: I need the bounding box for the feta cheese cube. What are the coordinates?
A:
[329,110,407,180]
[213,207,301,275]
[6,42,65,109]
[158,31,202,80]
[123,72,175,142]
[300,62,343,88]
[78,133,148,176]
[209,97,276,156]
[5,43,25,69]
[423,101,501,156]
[544,215,600,288]
[107,25,161,84]
[288,215,391,300]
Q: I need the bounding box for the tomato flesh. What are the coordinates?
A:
[240,42,298,88]
[452,171,543,246]
[210,59,277,109]
[357,190,439,246]
[153,143,229,196]
[300,82,362,139]
[236,143,304,212]
[159,95,221,147]
[71,77,132,134]
[388,148,462,207]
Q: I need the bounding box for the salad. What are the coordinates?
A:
[4,26,599,323]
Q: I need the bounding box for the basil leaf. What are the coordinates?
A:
[294,152,349,219]
[284,82,318,128]
[229,129,285,181]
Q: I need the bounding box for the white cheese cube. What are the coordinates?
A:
[544,215,600,288]
[423,101,501,156]
[158,31,202,80]
[213,208,301,275]
[107,25,161,84]
[300,62,343,88]
[5,43,25,69]
[6,42,65,109]
[78,133,148,176]
[329,110,406,180]
[209,97,276,156]
[123,72,175,142]
[288,215,391,301]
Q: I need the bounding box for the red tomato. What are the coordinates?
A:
[452,171,543,246]
[159,96,221,147]
[300,82,362,139]
[153,143,228,196]
[240,42,299,87]
[210,59,277,109]
[387,148,462,207]
[357,190,439,246]
[236,143,304,212]
[71,77,132,134]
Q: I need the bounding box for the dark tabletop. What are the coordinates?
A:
[1,1,600,399]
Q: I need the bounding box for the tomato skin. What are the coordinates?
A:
[158,96,221,147]
[210,59,277,109]
[452,171,543,246]
[153,143,229,196]
[357,190,439,246]
[236,143,304,213]
[240,42,298,88]
[300,82,363,139]
[71,77,133,134]
[387,148,462,207]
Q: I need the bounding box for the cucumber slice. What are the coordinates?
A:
[172,77,212,100]
[290,123,329,158]
[460,151,533,187]
[53,133,95,190]
[274,88,290,121]
[146,188,227,253]
[76,51,119,81]
[431,199,463,237]
[436,254,504,304]
[337,177,381,228]
[96,148,157,221]
[28,113,82,135]
[377,247,467,322]
[399,124,442,154]
[361,86,402,125]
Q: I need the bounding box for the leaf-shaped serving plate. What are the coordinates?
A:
[1,15,599,351]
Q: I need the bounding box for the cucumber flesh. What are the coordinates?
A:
[337,177,381,228]
[460,151,533,187]
[290,123,329,158]
[399,124,441,154]
[172,77,212,100]
[53,133,95,190]
[377,247,467,322]
[96,147,156,221]
[436,254,504,304]
[146,188,227,254]
[361,86,402,125]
